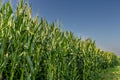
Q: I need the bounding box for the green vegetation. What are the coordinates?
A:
[98,56,120,80]
[0,0,119,80]
[98,65,120,80]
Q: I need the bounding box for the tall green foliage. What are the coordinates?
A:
[0,0,118,80]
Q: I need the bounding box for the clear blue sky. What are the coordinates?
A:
[5,0,120,55]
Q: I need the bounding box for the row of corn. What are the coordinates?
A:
[0,0,118,80]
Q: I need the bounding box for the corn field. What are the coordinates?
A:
[0,0,118,80]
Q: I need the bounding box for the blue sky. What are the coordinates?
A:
[4,0,120,55]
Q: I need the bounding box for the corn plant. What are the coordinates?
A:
[0,0,118,80]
